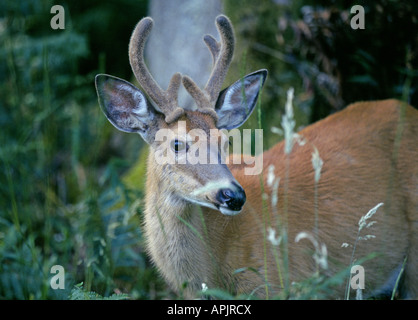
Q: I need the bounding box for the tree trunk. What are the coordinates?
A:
[147,0,223,108]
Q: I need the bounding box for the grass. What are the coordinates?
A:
[1,1,413,300]
[176,86,409,300]
[0,49,393,299]
[344,202,383,300]
[1,40,407,299]
[0,8,165,299]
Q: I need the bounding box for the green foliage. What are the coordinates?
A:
[225,0,418,138]
[224,0,306,149]
[1,0,415,300]
[69,282,129,300]
[0,0,165,300]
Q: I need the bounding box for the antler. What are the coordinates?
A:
[128,17,184,123]
[182,15,235,121]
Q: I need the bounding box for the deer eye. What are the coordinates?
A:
[170,139,187,153]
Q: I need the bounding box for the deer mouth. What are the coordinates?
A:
[218,205,243,216]
[184,195,243,216]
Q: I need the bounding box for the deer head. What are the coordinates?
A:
[95,15,267,216]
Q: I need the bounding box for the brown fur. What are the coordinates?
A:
[99,14,417,299]
[143,99,418,299]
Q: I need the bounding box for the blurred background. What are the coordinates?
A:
[0,0,417,299]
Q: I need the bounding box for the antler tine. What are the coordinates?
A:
[203,34,221,64]
[182,15,235,120]
[129,17,184,123]
[204,15,235,104]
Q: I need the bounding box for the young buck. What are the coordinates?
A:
[95,15,418,299]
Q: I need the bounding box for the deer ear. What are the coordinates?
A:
[95,74,158,142]
[215,69,267,130]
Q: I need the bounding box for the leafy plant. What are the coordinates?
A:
[0,0,162,300]
[69,282,129,300]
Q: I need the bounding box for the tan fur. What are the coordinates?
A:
[98,14,417,299]
[143,99,418,299]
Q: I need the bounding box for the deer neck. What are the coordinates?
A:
[143,150,230,296]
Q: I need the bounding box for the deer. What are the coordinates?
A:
[95,15,418,299]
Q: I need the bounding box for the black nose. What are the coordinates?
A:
[216,183,246,211]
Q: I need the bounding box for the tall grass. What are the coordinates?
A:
[0,1,164,299]
[2,0,413,300]
[343,202,383,300]
[188,86,403,300]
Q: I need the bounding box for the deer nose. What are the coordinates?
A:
[216,183,246,211]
